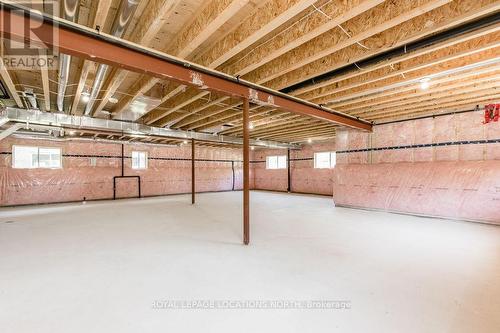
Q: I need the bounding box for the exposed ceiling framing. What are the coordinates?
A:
[0,0,498,144]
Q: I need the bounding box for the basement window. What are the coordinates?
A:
[266,155,287,169]
[314,152,336,169]
[132,151,148,169]
[12,146,62,169]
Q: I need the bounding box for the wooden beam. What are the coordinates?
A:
[330,65,500,109]
[191,108,271,131]
[313,43,500,103]
[360,89,500,119]
[181,102,243,129]
[223,0,385,76]
[132,0,183,47]
[92,0,183,116]
[0,58,22,107]
[114,0,250,118]
[161,0,322,121]
[338,71,500,112]
[147,91,210,125]
[196,0,320,69]
[324,53,500,107]
[71,60,92,115]
[371,94,500,121]
[253,123,334,138]
[186,104,264,131]
[347,76,500,115]
[260,0,500,90]
[39,50,51,111]
[169,96,231,127]
[171,0,251,59]
[244,0,452,86]
[293,23,500,97]
[302,32,500,103]
[0,6,371,131]
[268,127,337,138]
[219,113,297,135]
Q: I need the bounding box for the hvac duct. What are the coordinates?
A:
[57,0,80,113]
[84,0,140,116]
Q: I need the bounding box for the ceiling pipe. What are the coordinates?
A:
[281,11,500,96]
[2,107,299,149]
[57,0,80,113]
[84,0,140,116]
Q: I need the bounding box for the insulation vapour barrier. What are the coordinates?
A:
[333,161,500,224]
[0,138,243,206]
[333,111,500,223]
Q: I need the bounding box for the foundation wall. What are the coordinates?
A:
[251,142,336,195]
[333,111,500,224]
[0,137,243,206]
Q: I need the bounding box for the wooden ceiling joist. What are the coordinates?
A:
[302,29,500,102]
[347,76,500,115]
[90,0,184,116]
[186,104,265,131]
[243,0,452,86]
[337,71,500,112]
[195,0,320,69]
[323,53,500,106]
[362,90,500,120]
[264,0,500,91]
[292,22,500,97]
[0,58,23,107]
[175,101,243,129]
[158,0,337,122]
[169,96,231,127]
[371,95,500,122]
[330,65,500,109]
[113,0,252,119]
[223,0,385,77]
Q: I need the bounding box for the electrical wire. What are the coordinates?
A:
[226,0,336,69]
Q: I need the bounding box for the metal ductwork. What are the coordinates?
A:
[57,0,80,113]
[84,0,140,116]
[22,89,38,109]
[2,107,300,149]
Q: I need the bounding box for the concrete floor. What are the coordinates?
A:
[1,191,499,333]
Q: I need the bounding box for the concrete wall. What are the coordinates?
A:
[333,111,500,224]
[251,142,336,195]
[3,109,499,224]
[0,137,243,206]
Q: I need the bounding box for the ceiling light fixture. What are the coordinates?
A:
[81,92,90,103]
[419,78,430,90]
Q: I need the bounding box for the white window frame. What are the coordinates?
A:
[131,151,148,170]
[314,151,336,169]
[266,155,287,170]
[12,145,62,169]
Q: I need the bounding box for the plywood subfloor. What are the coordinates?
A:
[1,191,499,332]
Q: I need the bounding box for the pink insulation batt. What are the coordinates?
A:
[0,138,243,206]
[333,111,500,224]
